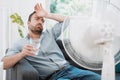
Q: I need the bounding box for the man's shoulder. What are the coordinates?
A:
[16,37,27,42]
[13,37,28,45]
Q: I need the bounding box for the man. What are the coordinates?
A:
[2,3,101,80]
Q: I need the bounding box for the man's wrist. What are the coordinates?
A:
[44,13,52,18]
[44,13,65,22]
[19,52,26,58]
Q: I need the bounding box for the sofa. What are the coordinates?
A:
[6,39,120,80]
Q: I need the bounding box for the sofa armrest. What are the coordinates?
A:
[6,59,39,80]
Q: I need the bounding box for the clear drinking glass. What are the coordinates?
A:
[30,38,40,55]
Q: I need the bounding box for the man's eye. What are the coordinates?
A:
[35,18,39,20]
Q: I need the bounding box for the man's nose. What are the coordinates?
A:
[38,20,43,24]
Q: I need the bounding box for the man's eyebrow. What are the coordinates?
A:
[34,17,39,18]
[34,17,43,19]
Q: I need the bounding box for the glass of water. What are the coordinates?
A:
[30,38,40,55]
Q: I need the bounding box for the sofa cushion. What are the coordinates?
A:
[116,63,120,72]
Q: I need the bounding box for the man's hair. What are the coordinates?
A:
[28,11,36,21]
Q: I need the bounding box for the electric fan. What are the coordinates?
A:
[61,1,120,80]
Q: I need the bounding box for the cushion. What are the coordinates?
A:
[116,63,120,72]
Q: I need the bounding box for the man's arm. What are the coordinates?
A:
[2,53,25,69]
[2,44,35,69]
[45,13,66,22]
[34,3,66,22]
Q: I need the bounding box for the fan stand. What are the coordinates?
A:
[102,43,115,80]
[95,39,115,80]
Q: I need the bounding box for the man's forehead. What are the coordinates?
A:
[32,13,43,18]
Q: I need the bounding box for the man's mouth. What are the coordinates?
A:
[35,24,43,30]
[36,24,42,27]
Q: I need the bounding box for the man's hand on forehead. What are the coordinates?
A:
[34,3,48,18]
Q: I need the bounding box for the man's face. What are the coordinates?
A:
[28,13,44,34]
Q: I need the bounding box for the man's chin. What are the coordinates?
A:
[36,31,42,34]
[31,30,43,34]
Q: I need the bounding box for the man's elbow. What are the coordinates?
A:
[1,57,13,70]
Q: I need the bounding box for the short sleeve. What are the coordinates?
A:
[5,39,23,56]
[51,22,63,40]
